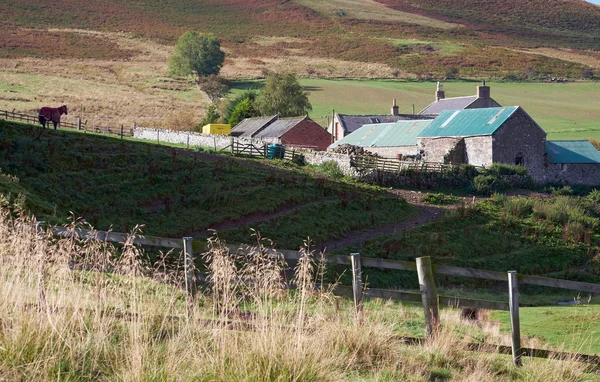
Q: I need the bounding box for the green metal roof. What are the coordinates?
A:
[546,140,600,164]
[329,120,432,148]
[418,106,519,138]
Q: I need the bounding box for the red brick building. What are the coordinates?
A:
[231,115,332,151]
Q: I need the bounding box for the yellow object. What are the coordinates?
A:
[202,124,231,135]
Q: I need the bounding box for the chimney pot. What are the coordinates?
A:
[391,98,399,116]
[477,80,490,99]
[436,81,445,101]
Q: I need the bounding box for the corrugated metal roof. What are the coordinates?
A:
[337,114,432,134]
[230,115,277,137]
[418,106,519,138]
[330,119,432,148]
[419,96,477,115]
[254,117,306,139]
[546,140,600,164]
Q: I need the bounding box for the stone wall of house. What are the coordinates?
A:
[358,145,418,159]
[133,127,261,148]
[464,135,493,166]
[538,163,600,186]
[492,108,547,182]
[418,137,462,163]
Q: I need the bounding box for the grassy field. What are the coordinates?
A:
[493,304,600,355]
[231,79,600,141]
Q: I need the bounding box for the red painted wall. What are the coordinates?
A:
[280,119,332,151]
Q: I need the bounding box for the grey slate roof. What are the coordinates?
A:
[230,115,278,137]
[419,96,478,115]
[254,117,307,139]
[338,114,433,135]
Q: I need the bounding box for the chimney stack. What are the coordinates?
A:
[477,80,490,99]
[436,81,445,101]
[391,98,399,116]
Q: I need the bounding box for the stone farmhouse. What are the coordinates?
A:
[419,81,501,115]
[330,106,600,185]
[231,115,332,151]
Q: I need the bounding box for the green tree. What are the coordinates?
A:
[228,98,259,127]
[168,31,225,78]
[224,91,258,123]
[255,73,312,117]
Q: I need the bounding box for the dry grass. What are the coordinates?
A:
[0,207,597,380]
[295,0,459,29]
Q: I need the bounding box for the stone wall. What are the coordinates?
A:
[418,137,462,163]
[302,151,360,177]
[358,145,418,159]
[538,163,600,186]
[464,135,493,166]
[133,127,261,149]
[492,109,547,183]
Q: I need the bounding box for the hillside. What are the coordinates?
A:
[0,120,416,248]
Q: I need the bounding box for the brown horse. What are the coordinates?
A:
[39,105,68,130]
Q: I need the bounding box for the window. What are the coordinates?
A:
[515,153,524,166]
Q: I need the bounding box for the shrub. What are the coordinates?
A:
[484,163,528,176]
[504,197,534,218]
[588,189,600,203]
[421,193,460,206]
[471,175,506,195]
[551,186,574,196]
[314,161,344,179]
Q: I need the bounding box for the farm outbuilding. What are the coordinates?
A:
[231,115,332,150]
[202,124,231,135]
[329,120,432,159]
[539,140,600,185]
[328,99,434,143]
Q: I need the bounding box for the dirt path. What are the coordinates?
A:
[318,204,443,252]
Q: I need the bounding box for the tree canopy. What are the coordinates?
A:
[224,91,259,126]
[168,31,225,78]
[255,73,312,117]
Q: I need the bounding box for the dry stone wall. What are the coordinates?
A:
[133,127,261,149]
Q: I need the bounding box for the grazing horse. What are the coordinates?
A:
[39,105,68,130]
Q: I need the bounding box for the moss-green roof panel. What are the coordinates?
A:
[418,106,519,138]
[546,140,600,164]
[329,120,432,148]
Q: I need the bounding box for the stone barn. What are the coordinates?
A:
[417,106,548,179]
[540,140,600,186]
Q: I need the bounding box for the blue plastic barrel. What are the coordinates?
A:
[267,143,285,159]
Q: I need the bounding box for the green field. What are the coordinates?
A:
[493,304,600,354]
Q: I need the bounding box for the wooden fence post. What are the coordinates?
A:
[157,129,160,145]
[120,125,124,140]
[77,118,81,131]
[350,253,364,323]
[230,137,234,154]
[508,270,522,366]
[187,134,190,150]
[416,256,439,338]
[183,237,195,316]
